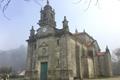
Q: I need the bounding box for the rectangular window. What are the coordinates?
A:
[34,44,36,49]
[88,50,93,57]
[76,45,80,55]
[82,47,85,57]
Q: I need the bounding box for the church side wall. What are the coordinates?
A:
[67,36,83,80]
[97,53,112,77]
[58,35,70,80]
[26,43,31,71]
[67,37,76,78]
[81,46,88,78]
[25,43,31,80]
[87,57,94,78]
[98,55,106,76]
[25,41,37,80]
[94,56,100,77]
[104,53,112,76]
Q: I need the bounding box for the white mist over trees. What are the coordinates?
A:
[0,45,120,75]
[0,45,27,73]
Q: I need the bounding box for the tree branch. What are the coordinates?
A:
[0,0,100,19]
[2,0,11,14]
[84,0,92,11]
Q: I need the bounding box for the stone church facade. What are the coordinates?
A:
[25,1,112,80]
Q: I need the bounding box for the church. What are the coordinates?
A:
[25,0,112,80]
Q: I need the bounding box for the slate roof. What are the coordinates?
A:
[96,52,106,56]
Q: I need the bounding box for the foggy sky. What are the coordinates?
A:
[0,0,120,52]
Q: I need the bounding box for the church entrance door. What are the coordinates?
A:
[40,62,48,80]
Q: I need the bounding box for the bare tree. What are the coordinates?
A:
[0,0,99,13]
[0,67,12,74]
[0,0,43,19]
[113,48,120,61]
[0,0,42,12]
[112,48,120,75]
[0,0,100,20]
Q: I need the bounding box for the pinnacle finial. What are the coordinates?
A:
[47,0,49,5]
[63,16,68,24]
[106,45,108,48]
[31,26,35,31]
[83,29,85,33]
[30,26,35,37]
[106,45,109,52]
[75,29,78,33]
[41,7,42,11]
[64,16,66,20]
[31,26,34,30]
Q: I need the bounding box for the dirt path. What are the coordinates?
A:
[84,76,120,80]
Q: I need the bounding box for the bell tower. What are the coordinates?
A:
[38,0,56,28]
